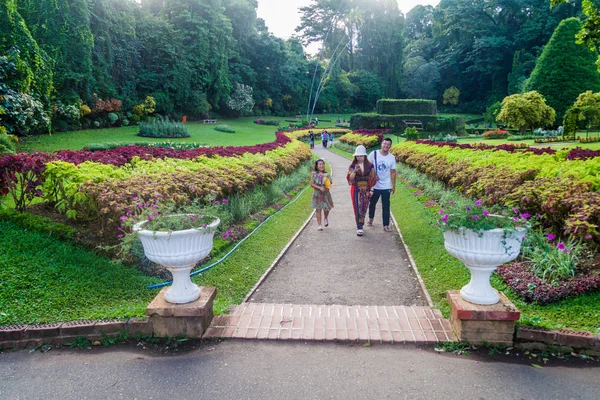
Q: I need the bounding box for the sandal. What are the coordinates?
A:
[357,229,364,236]
[383,226,392,232]
[366,219,373,227]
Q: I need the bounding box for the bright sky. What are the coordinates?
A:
[256,0,440,53]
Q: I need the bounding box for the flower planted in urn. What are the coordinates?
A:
[119,196,229,304]
[438,199,530,305]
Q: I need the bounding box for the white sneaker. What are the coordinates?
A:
[324,219,329,227]
[357,229,364,236]
[318,225,323,231]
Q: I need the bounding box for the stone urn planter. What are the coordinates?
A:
[134,216,220,304]
[443,226,526,305]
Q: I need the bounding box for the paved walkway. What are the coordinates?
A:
[204,146,456,343]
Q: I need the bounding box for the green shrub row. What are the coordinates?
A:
[376,99,437,115]
[214,124,236,133]
[138,119,189,138]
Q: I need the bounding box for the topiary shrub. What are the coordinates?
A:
[108,112,119,126]
[138,118,190,138]
[214,124,236,133]
[403,126,420,140]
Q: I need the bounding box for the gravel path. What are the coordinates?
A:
[249,145,426,306]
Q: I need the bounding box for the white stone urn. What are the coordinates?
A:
[134,216,220,304]
[443,226,526,305]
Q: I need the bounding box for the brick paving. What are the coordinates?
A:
[203,303,457,344]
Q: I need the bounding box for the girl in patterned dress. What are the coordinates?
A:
[310,158,334,231]
[346,145,375,236]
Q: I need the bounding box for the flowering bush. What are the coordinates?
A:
[521,230,583,282]
[482,129,509,139]
[338,132,381,148]
[438,199,531,233]
[117,196,231,256]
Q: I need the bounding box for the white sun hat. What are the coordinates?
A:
[353,145,368,156]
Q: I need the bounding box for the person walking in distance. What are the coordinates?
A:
[321,130,328,148]
[347,145,375,236]
[367,137,396,232]
[310,158,333,231]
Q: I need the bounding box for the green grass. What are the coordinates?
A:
[17,114,352,153]
[0,219,161,325]
[391,170,600,333]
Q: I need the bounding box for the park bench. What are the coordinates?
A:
[202,119,218,124]
[403,119,423,131]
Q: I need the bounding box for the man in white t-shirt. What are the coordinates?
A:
[367,137,396,232]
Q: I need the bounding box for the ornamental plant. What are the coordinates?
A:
[117,195,231,256]
[521,230,583,282]
[438,199,532,233]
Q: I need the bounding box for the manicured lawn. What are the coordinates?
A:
[17,115,352,153]
[17,117,276,152]
[0,219,161,325]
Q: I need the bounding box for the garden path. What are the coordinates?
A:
[204,145,456,343]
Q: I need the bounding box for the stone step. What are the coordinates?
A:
[204,303,457,344]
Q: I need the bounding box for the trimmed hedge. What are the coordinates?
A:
[350,113,438,131]
[376,99,437,115]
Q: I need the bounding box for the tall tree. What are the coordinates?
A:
[525,17,600,122]
[18,0,93,101]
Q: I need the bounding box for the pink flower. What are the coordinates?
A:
[441,214,449,223]
[513,207,519,214]
[474,199,483,206]
[557,242,566,251]
[585,233,592,240]
[471,215,479,220]
[449,201,454,205]
[482,210,490,216]
[189,217,195,221]
[438,209,445,215]
[465,205,471,211]
[214,201,221,205]
[222,199,229,204]
[120,215,127,222]
[547,234,556,241]
[520,213,531,219]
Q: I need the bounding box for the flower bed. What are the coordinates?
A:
[0,131,311,223]
[497,262,600,304]
[284,128,349,140]
[392,141,600,242]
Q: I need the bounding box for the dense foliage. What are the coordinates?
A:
[0,0,587,136]
[524,18,600,122]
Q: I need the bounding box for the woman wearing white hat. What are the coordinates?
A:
[346,145,376,236]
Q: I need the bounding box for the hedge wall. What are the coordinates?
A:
[376,99,437,115]
[350,114,438,131]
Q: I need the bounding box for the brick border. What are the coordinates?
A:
[0,318,152,349]
[516,326,600,350]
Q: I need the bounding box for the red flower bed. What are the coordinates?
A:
[414,140,557,155]
[497,262,600,304]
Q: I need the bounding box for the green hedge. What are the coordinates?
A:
[214,124,236,133]
[376,99,437,115]
[0,209,76,242]
[350,113,438,131]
